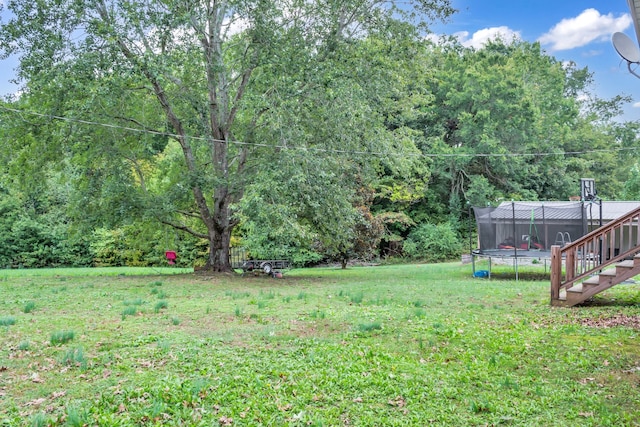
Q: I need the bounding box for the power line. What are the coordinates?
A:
[0,104,637,159]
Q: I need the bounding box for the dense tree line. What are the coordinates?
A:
[0,1,638,269]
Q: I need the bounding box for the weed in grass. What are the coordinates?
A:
[350,291,364,304]
[156,290,167,299]
[206,306,211,314]
[310,310,326,319]
[18,340,30,351]
[149,281,163,287]
[154,300,168,313]
[23,301,36,313]
[226,290,251,299]
[413,308,427,319]
[148,400,167,419]
[50,330,75,345]
[234,306,243,317]
[413,299,424,307]
[60,346,87,369]
[249,313,259,320]
[373,295,389,305]
[65,406,87,427]
[257,300,267,309]
[0,316,16,326]
[297,291,307,300]
[282,296,291,303]
[260,290,276,299]
[500,376,520,390]
[150,288,159,295]
[171,317,180,325]
[30,412,48,427]
[358,322,382,332]
[157,340,171,352]
[123,298,143,306]
[469,398,492,414]
[121,306,138,319]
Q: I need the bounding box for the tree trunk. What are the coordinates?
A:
[203,184,234,272]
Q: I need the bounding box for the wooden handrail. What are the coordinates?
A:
[551,205,640,302]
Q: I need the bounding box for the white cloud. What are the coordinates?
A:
[454,26,522,49]
[538,9,631,51]
[633,101,640,108]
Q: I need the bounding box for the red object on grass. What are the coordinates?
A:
[165,251,177,265]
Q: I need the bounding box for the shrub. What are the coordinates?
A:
[403,221,463,262]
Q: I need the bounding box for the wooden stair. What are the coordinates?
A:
[556,255,640,306]
[551,205,640,307]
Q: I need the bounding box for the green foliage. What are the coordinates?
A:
[622,163,640,200]
[403,221,463,261]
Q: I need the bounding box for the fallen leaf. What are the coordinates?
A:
[388,396,406,408]
[219,416,233,426]
[24,398,46,407]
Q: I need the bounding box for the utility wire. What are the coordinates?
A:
[1,104,637,159]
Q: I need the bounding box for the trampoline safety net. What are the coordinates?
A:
[473,202,587,256]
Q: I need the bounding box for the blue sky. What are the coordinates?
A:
[431,0,640,121]
[0,1,639,120]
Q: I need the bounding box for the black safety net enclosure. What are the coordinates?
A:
[473,202,588,257]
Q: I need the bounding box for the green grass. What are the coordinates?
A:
[1,263,639,425]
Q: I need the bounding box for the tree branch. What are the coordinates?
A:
[158,218,208,239]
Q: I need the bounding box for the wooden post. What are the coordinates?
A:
[550,245,562,302]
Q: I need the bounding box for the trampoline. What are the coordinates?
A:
[471,202,588,279]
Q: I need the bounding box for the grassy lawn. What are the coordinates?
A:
[1,263,639,426]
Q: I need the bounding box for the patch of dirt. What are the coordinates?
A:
[580,314,640,329]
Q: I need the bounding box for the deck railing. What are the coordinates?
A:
[551,205,640,301]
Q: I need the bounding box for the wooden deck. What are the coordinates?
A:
[551,205,640,307]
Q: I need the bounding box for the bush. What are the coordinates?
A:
[403,222,463,262]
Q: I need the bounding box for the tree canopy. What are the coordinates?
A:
[0,1,638,269]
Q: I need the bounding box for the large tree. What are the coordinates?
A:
[0,0,454,271]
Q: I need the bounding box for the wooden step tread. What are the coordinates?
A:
[567,284,583,293]
[617,260,635,268]
[583,276,600,285]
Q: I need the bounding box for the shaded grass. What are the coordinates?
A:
[0,263,639,425]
